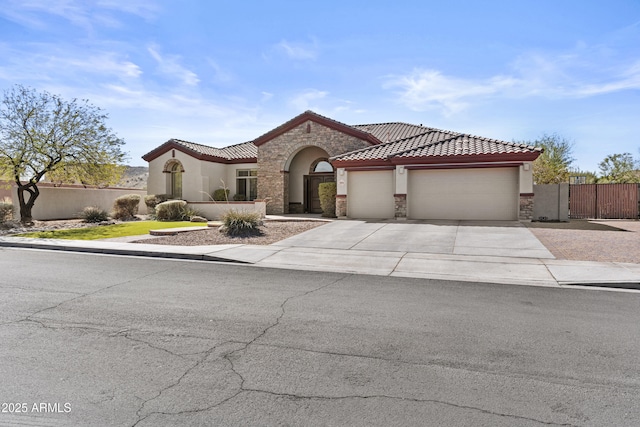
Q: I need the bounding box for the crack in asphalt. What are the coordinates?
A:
[0,268,175,329]
[238,389,579,427]
[131,340,239,427]
[129,275,349,426]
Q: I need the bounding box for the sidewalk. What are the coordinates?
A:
[1,234,639,291]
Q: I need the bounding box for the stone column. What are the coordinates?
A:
[336,194,347,218]
[519,193,534,221]
[394,194,407,219]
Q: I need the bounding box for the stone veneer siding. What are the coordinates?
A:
[394,194,407,219]
[519,193,534,221]
[336,195,347,217]
[257,121,372,214]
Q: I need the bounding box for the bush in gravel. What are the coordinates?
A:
[144,194,170,214]
[318,182,337,218]
[155,200,201,221]
[212,188,230,201]
[80,206,109,223]
[232,193,246,201]
[0,197,14,222]
[112,194,141,220]
[220,209,262,236]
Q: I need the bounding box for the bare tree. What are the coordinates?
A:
[0,85,126,223]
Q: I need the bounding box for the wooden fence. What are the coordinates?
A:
[569,183,639,219]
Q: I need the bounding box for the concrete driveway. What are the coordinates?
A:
[274,220,555,259]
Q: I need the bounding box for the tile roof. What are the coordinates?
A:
[143,113,540,165]
[171,139,257,160]
[331,127,541,163]
[352,122,437,142]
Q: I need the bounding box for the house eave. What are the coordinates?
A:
[142,140,257,164]
[390,152,541,165]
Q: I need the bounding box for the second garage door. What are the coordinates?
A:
[408,167,519,220]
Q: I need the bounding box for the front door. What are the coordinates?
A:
[305,174,335,213]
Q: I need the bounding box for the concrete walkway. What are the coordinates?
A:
[1,220,639,290]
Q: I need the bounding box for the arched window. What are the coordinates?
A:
[164,160,184,199]
[310,158,334,174]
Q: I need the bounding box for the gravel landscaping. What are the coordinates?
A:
[525,220,640,264]
[132,221,328,246]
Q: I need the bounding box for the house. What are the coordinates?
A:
[142,110,542,220]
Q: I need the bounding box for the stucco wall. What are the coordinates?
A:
[288,146,329,204]
[147,150,204,200]
[533,183,569,221]
[257,120,372,214]
[10,185,147,220]
[224,163,258,200]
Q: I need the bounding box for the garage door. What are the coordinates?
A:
[408,167,518,220]
[348,170,395,218]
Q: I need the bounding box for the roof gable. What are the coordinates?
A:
[142,139,257,164]
[252,110,383,147]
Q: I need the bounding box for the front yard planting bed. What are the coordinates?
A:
[133,221,327,246]
[16,221,197,240]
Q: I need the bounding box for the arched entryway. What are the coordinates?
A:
[286,146,335,213]
[305,158,335,213]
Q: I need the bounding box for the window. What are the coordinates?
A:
[165,161,183,199]
[236,169,257,201]
[311,159,333,173]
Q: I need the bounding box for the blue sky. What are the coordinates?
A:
[0,1,638,170]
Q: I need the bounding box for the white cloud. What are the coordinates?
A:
[0,0,158,31]
[289,89,328,111]
[385,49,640,115]
[148,45,199,86]
[275,39,318,60]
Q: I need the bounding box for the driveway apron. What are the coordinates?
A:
[273,220,554,259]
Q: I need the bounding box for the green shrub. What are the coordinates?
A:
[144,194,170,214]
[155,200,187,221]
[318,182,337,218]
[154,200,202,221]
[112,194,141,220]
[212,188,230,201]
[80,206,109,223]
[233,193,246,201]
[220,209,262,236]
[0,197,14,222]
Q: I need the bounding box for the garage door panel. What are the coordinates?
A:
[408,168,518,220]
[348,171,395,219]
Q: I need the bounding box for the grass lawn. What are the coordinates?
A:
[17,221,200,240]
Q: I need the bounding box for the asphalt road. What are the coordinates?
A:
[0,248,639,427]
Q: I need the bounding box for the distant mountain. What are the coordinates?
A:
[118,166,148,189]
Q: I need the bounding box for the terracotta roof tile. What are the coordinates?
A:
[171,139,257,160]
[331,128,541,162]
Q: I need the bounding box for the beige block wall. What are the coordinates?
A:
[10,185,147,220]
